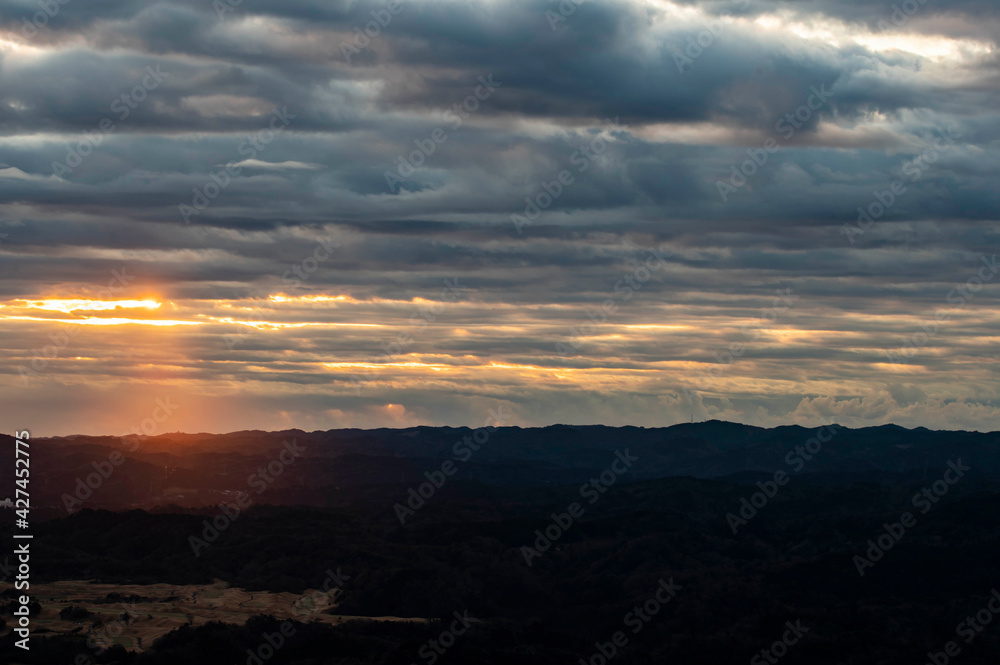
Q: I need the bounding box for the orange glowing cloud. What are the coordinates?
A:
[14,299,162,314]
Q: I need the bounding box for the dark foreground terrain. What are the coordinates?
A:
[2,421,1000,664]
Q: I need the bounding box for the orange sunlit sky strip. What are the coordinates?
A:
[2,278,998,436]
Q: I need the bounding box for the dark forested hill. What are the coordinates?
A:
[1,422,999,664]
[3,421,999,518]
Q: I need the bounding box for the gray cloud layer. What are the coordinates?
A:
[0,0,997,434]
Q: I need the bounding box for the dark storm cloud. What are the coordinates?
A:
[2,0,989,136]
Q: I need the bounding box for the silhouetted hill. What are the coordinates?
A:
[4,421,998,518]
[3,423,1000,663]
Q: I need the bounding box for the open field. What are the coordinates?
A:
[1,579,428,652]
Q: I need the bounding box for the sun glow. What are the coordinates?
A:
[72,317,200,326]
[15,299,162,314]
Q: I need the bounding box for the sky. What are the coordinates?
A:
[0,0,997,436]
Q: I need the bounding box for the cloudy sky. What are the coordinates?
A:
[0,0,997,436]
